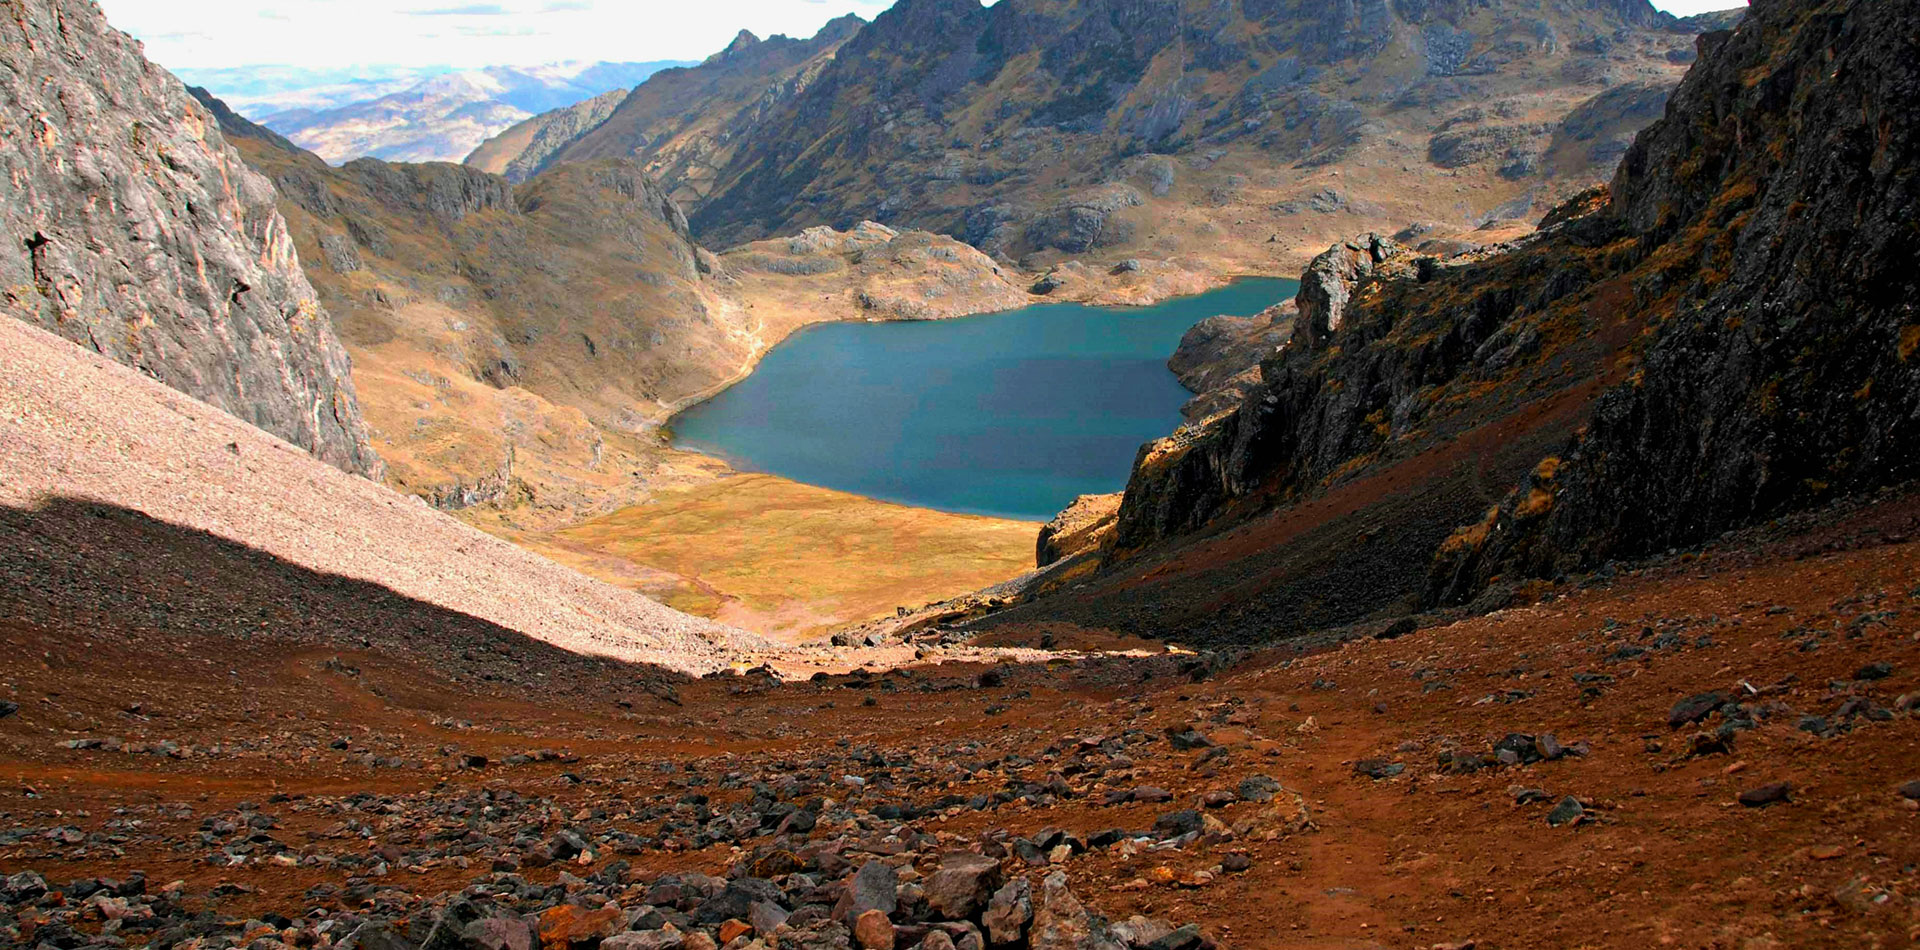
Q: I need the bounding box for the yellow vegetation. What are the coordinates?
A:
[524,473,1038,644]
[1440,505,1502,555]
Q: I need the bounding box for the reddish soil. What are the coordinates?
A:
[5,488,1920,948]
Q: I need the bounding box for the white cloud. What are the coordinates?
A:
[99,0,1745,72]
[97,0,899,70]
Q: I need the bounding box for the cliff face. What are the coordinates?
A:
[1432,0,1920,598]
[1071,0,1916,640]
[464,89,629,184]
[0,0,378,477]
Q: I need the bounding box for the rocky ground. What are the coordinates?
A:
[5,481,1919,950]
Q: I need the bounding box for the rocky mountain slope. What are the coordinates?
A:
[502,0,1717,283]
[0,0,378,477]
[195,100,756,521]
[260,61,686,164]
[0,314,762,672]
[197,89,1044,532]
[1000,0,1915,645]
[474,17,865,205]
[464,88,630,183]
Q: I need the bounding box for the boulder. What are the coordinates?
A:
[925,854,1004,920]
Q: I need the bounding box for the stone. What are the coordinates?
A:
[1110,916,1173,948]
[855,910,896,950]
[982,878,1032,945]
[1353,759,1404,779]
[1152,810,1204,837]
[921,933,957,950]
[1737,783,1791,808]
[604,927,685,950]
[420,899,487,950]
[1668,692,1729,729]
[1164,729,1211,751]
[0,701,16,719]
[1236,776,1280,802]
[1855,661,1894,680]
[718,920,754,944]
[749,902,789,937]
[538,905,624,948]
[1030,872,1124,950]
[1898,780,1920,801]
[837,860,899,925]
[1141,924,1201,950]
[1129,787,1173,804]
[926,853,1004,920]
[1546,796,1584,827]
[751,851,801,878]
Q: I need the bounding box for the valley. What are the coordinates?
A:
[10,0,1920,947]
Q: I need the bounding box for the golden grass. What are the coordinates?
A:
[528,473,1039,644]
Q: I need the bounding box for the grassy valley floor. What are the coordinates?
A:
[499,471,1039,644]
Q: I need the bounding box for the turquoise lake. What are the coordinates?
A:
[670,277,1300,521]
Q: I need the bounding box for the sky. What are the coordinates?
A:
[100,0,1746,72]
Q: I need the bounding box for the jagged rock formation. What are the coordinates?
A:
[473,17,865,209]
[1167,303,1297,421]
[1028,0,1915,642]
[465,88,628,183]
[0,0,378,477]
[1036,494,1122,568]
[1431,0,1920,600]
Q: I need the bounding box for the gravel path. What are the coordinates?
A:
[0,317,768,672]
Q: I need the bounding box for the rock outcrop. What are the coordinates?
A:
[1431,0,1920,599]
[721,222,1029,324]
[1167,304,1297,421]
[1076,0,1917,636]
[0,0,378,477]
[465,88,629,183]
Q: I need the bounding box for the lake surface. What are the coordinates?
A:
[671,277,1299,521]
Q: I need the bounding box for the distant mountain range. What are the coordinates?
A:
[183,60,692,165]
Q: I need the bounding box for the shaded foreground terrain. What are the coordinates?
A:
[4,484,1920,949]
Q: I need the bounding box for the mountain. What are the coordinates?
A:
[256,60,690,164]
[471,16,866,200]
[169,64,450,116]
[993,0,1916,644]
[691,0,1709,253]
[463,88,629,183]
[198,89,1028,528]
[197,106,752,521]
[0,0,378,476]
[494,0,1729,293]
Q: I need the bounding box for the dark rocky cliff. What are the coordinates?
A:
[0,0,379,477]
[1431,0,1920,599]
[1087,0,1917,637]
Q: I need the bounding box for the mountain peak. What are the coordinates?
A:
[719,29,761,58]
